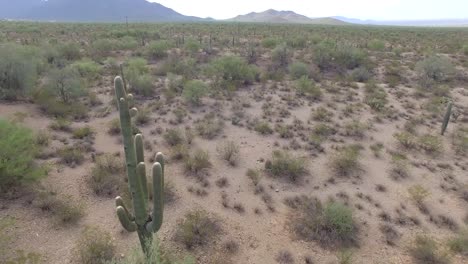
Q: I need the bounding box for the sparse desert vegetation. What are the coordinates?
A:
[1,18,467,264]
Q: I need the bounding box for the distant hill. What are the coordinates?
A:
[0,0,209,22]
[229,9,349,25]
[333,16,468,27]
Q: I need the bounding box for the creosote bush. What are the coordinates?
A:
[416,55,455,88]
[175,210,221,250]
[330,145,362,178]
[0,119,46,193]
[208,56,257,91]
[87,154,126,197]
[265,150,308,183]
[182,80,209,106]
[73,226,115,264]
[289,196,358,248]
[410,236,451,264]
[184,149,212,174]
[217,141,240,166]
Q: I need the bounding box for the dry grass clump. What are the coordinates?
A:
[410,235,451,264]
[174,210,222,250]
[87,154,126,197]
[265,150,308,183]
[217,140,240,166]
[330,145,363,178]
[184,149,212,174]
[73,226,115,264]
[287,196,359,248]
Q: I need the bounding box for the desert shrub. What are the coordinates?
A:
[58,146,85,166]
[416,55,455,88]
[418,134,443,155]
[265,150,308,183]
[276,250,294,264]
[160,55,197,78]
[272,43,290,69]
[364,82,387,111]
[410,236,451,264]
[448,229,468,255]
[0,44,39,100]
[291,197,358,248]
[184,149,212,174]
[296,76,321,99]
[107,118,121,135]
[314,41,365,71]
[170,144,190,161]
[108,240,190,264]
[90,39,115,59]
[312,107,333,122]
[195,115,224,139]
[175,210,221,250]
[351,67,372,82]
[134,108,151,126]
[330,145,362,178]
[208,56,257,91]
[463,45,468,55]
[182,80,209,106]
[73,126,95,140]
[71,59,102,81]
[87,154,126,197]
[262,37,278,49]
[74,226,115,264]
[58,42,81,61]
[254,121,274,135]
[344,120,369,138]
[35,190,84,225]
[164,129,185,146]
[217,141,240,166]
[368,39,385,51]
[452,127,468,156]
[147,40,170,59]
[394,132,418,149]
[124,58,154,96]
[116,36,139,50]
[289,62,309,79]
[184,38,200,55]
[45,66,84,103]
[0,119,46,193]
[130,74,154,97]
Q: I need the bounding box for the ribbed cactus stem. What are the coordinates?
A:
[113,76,166,255]
[441,102,452,135]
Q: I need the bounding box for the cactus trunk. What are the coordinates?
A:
[114,76,165,256]
[441,102,452,135]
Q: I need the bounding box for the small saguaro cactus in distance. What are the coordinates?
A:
[441,101,453,135]
[113,76,165,254]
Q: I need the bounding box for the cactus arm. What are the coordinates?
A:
[115,196,134,220]
[155,152,165,189]
[441,102,452,135]
[135,134,148,200]
[117,206,137,232]
[147,162,163,233]
[136,161,148,203]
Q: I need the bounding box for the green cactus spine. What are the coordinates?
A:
[114,76,165,254]
[441,101,453,135]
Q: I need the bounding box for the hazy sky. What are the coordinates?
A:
[150,0,467,20]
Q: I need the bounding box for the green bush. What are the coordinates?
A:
[351,67,372,82]
[184,149,212,174]
[416,55,455,87]
[147,40,170,59]
[330,145,362,178]
[0,44,39,100]
[289,62,309,79]
[296,76,321,99]
[34,190,84,225]
[182,80,209,106]
[58,146,85,166]
[58,42,81,61]
[364,82,387,111]
[73,126,95,140]
[45,67,84,103]
[368,39,385,51]
[463,45,468,55]
[0,119,46,193]
[87,154,126,197]
[71,59,102,81]
[175,210,221,250]
[164,129,185,146]
[290,197,358,248]
[265,150,308,183]
[254,121,273,135]
[131,74,154,97]
[262,38,278,49]
[271,43,290,69]
[74,226,115,264]
[314,41,366,71]
[195,115,224,139]
[448,229,468,255]
[90,39,115,59]
[184,39,200,55]
[452,126,468,156]
[208,56,257,90]
[410,236,450,264]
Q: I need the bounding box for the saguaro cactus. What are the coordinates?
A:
[113,76,165,254]
[441,101,453,135]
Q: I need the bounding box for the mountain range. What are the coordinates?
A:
[0,0,467,26]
